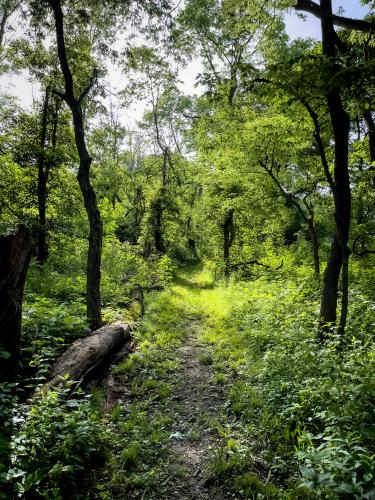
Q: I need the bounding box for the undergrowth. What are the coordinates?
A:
[183,264,375,499]
[1,250,175,498]
[4,262,375,499]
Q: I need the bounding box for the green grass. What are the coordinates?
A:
[94,272,201,498]
[95,264,375,499]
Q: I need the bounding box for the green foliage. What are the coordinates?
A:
[183,266,375,498]
[1,0,375,498]
[7,382,106,499]
[22,289,89,386]
[235,473,283,499]
[0,380,17,495]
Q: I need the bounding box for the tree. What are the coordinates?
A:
[0,225,31,381]
[124,46,190,256]
[44,0,103,329]
[0,0,22,53]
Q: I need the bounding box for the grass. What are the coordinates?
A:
[93,265,308,497]
[94,263,375,499]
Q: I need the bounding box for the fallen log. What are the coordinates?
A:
[44,321,132,390]
[40,285,144,392]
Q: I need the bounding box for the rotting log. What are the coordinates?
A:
[41,284,144,392]
[44,321,132,390]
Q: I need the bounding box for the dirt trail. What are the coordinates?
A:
[100,273,235,499]
[160,324,229,500]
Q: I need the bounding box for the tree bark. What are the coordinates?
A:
[152,192,166,254]
[0,1,21,51]
[36,87,50,265]
[363,110,375,164]
[0,226,32,381]
[295,0,374,33]
[43,322,132,390]
[309,219,320,278]
[223,209,234,278]
[188,238,198,260]
[47,0,103,330]
[318,0,351,339]
[42,286,144,391]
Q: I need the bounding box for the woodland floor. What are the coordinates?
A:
[159,327,227,499]
[95,268,242,499]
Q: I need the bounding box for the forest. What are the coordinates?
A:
[0,0,374,498]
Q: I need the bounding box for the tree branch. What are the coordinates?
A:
[78,68,98,103]
[52,88,65,99]
[294,0,374,33]
[231,259,284,271]
[259,159,310,223]
[352,234,375,256]
[47,0,74,101]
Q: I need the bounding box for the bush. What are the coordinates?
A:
[8,381,106,499]
[195,267,375,497]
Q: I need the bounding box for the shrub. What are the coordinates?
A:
[8,381,106,499]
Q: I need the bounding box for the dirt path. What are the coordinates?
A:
[162,325,228,499]
[99,273,236,499]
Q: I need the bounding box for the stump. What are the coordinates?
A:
[0,225,32,381]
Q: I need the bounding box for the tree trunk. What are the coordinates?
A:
[319,235,342,337]
[0,8,8,51]
[36,87,50,265]
[72,104,103,330]
[338,245,350,345]
[308,219,320,278]
[188,238,198,260]
[42,286,143,391]
[48,0,103,330]
[152,192,166,254]
[223,209,234,278]
[0,226,32,381]
[318,0,351,338]
[363,110,375,164]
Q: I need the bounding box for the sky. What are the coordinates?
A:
[284,0,370,39]
[0,1,371,125]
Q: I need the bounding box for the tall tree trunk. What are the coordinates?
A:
[318,0,351,339]
[363,110,375,164]
[152,192,166,254]
[0,1,20,51]
[48,0,102,330]
[223,209,234,278]
[0,8,8,51]
[0,225,32,381]
[71,102,103,330]
[319,235,342,335]
[36,87,50,265]
[152,150,168,254]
